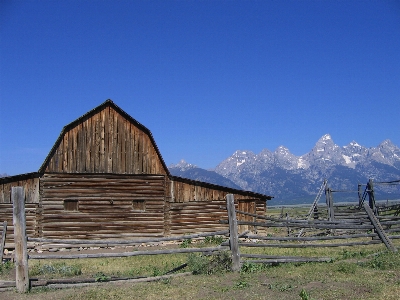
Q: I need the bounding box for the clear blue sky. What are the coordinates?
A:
[1,0,399,175]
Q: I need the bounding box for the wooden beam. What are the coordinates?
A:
[0,221,7,262]
[28,230,229,245]
[12,187,29,293]
[28,246,226,260]
[364,203,397,252]
[226,194,240,272]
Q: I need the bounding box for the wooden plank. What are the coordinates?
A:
[364,203,397,252]
[0,221,7,262]
[28,230,228,245]
[242,257,331,264]
[226,194,240,272]
[76,125,81,172]
[220,220,374,230]
[12,187,29,293]
[29,246,225,260]
[243,233,378,241]
[239,240,382,248]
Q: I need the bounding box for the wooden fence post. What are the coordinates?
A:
[325,186,335,221]
[367,179,377,215]
[226,194,240,272]
[0,221,7,263]
[358,183,362,208]
[286,212,290,236]
[12,186,29,293]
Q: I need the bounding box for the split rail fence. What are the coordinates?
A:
[2,186,400,293]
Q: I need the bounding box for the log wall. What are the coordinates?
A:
[42,106,167,175]
[0,175,40,204]
[167,179,265,204]
[169,200,229,235]
[166,179,267,234]
[39,173,167,239]
[0,203,39,246]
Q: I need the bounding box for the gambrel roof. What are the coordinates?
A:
[39,99,170,175]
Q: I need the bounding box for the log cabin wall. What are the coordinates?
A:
[0,174,40,245]
[40,103,168,175]
[39,173,166,239]
[0,174,40,204]
[0,203,39,247]
[166,178,267,234]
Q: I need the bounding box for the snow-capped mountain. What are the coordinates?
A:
[169,135,400,205]
[168,159,241,190]
[213,134,400,204]
[169,159,198,172]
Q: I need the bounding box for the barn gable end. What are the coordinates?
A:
[39,100,169,175]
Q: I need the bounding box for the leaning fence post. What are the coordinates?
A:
[12,186,29,293]
[0,221,7,263]
[226,194,240,272]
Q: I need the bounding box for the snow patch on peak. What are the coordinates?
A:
[169,159,197,171]
[237,159,246,167]
[321,134,332,140]
[297,158,309,169]
[275,145,289,153]
[350,141,361,147]
[342,155,352,164]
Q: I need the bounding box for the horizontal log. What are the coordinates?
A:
[243,233,378,241]
[242,254,310,259]
[41,229,164,235]
[235,211,370,225]
[219,220,374,230]
[28,246,226,259]
[43,184,165,190]
[42,213,164,218]
[33,272,192,289]
[28,230,229,245]
[40,233,164,239]
[0,281,16,288]
[43,192,165,198]
[243,257,332,263]
[42,223,165,230]
[238,240,382,248]
[241,254,332,260]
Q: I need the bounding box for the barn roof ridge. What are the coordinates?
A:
[38,99,170,175]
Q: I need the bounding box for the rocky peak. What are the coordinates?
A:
[169,159,197,171]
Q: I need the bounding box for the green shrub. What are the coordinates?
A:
[187,251,232,275]
[94,272,110,282]
[336,262,357,274]
[360,251,400,270]
[234,279,250,289]
[340,249,367,260]
[299,289,313,300]
[203,236,225,245]
[180,238,192,248]
[241,261,267,273]
[0,260,13,275]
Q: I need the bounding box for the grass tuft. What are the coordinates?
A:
[187,251,232,275]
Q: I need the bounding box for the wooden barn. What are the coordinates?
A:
[0,100,272,244]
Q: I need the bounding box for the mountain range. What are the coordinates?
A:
[169,134,400,205]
